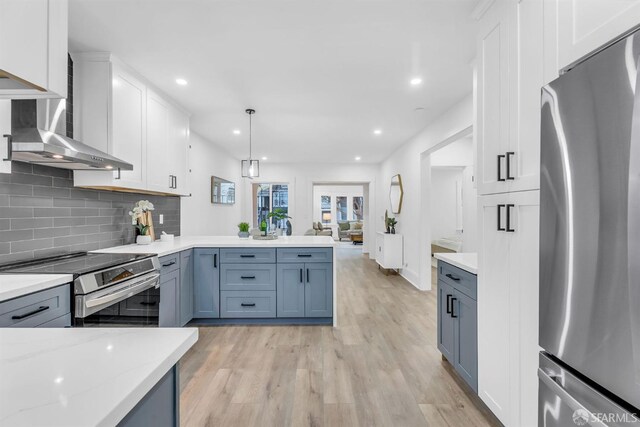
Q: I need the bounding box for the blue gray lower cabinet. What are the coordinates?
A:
[276,262,333,318]
[193,248,220,318]
[437,261,477,392]
[117,365,179,427]
[220,290,277,318]
[276,263,306,317]
[179,250,194,326]
[0,284,71,328]
[159,269,180,327]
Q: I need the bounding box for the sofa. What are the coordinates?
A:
[304,222,333,237]
[337,220,363,242]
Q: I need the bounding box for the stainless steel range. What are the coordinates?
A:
[0,252,161,327]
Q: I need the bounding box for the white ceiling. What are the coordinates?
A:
[69,0,478,164]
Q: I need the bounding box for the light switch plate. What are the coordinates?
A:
[159,214,164,224]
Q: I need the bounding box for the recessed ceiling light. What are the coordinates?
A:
[52,154,63,159]
[262,156,268,160]
[355,156,361,161]
[105,165,113,170]
[175,78,188,86]
[233,129,241,135]
[410,77,423,86]
[373,129,382,135]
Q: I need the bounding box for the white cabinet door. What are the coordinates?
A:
[507,190,540,427]
[476,0,511,196]
[0,0,67,99]
[477,193,511,425]
[146,89,170,193]
[111,65,147,188]
[0,100,11,174]
[508,0,543,193]
[168,106,190,195]
[557,0,640,71]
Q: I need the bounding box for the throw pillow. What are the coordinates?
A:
[338,221,350,231]
[354,222,363,230]
[317,221,323,230]
[349,222,356,231]
[312,222,318,230]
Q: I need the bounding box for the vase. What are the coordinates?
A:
[275,228,283,236]
[136,235,152,245]
[238,231,250,239]
[391,226,396,234]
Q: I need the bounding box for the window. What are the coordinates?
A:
[336,196,347,221]
[321,195,331,224]
[353,196,363,221]
[253,183,289,228]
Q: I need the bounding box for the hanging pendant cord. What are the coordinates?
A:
[249,112,252,159]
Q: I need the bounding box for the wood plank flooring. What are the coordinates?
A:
[179,246,500,427]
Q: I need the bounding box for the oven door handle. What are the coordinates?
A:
[85,273,160,309]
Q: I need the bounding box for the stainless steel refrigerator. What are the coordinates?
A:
[539,29,640,426]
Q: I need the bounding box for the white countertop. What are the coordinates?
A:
[0,327,198,427]
[434,252,478,274]
[93,235,336,257]
[0,274,74,303]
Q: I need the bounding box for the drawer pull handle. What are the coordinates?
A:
[297,254,312,258]
[451,298,458,318]
[240,254,256,258]
[161,261,176,267]
[241,303,256,307]
[241,276,256,280]
[445,273,461,281]
[12,305,49,320]
[139,301,157,306]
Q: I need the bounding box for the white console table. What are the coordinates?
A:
[375,232,403,270]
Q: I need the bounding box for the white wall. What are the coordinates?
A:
[461,165,477,252]
[181,132,244,235]
[241,162,378,254]
[431,136,473,167]
[378,94,473,289]
[430,168,463,241]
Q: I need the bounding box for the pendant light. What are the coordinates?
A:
[241,108,259,178]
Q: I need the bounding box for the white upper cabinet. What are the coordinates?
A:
[72,53,189,196]
[556,0,640,71]
[0,0,68,99]
[476,0,510,196]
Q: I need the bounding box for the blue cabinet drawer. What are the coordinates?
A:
[220,291,276,318]
[277,248,333,263]
[36,313,71,328]
[0,284,71,328]
[438,261,477,300]
[220,264,276,291]
[220,248,276,264]
[159,253,180,274]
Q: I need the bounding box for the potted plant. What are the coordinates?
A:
[238,222,250,239]
[267,208,291,236]
[388,217,397,234]
[128,200,155,244]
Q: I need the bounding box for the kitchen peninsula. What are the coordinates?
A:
[95,236,338,326]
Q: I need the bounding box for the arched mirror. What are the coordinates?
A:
[389,174,404,214]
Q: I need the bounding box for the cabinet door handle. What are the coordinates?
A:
[241,275,256,280]
[446,294,452,314]
[506,204,515,232]
[450,298,458,318]
[161,260,176,267]
[445,273,460,282]
[300,268,303,283]
[115,168,121,180]
[173,175,177,189]
[139,301,157,306]
[306,268,310,283]
[497,204,506,231]
[3,134,12,161]
[12,305,49,320]
[241,303,256,307]
[214,253,217,268]
[497,154,506,182]
[506,152,515,180]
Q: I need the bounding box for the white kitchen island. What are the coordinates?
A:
[0,327,198,427]
[95,236,339,326]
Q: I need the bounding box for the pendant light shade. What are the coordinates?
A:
[241,108,259,178]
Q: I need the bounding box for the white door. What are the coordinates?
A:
[168,106,190,195]
[146,89,170,193]
[476,0,511,196]
[477,193,511,425]
[508,0,543,193]
[111,65,146,188]
[557,0,640,71]
[507,190,540,427]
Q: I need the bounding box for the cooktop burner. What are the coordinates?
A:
[0,252,155,276]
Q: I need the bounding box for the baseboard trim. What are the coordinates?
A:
[188,317,333,326]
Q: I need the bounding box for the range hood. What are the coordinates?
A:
[7,99,133,171]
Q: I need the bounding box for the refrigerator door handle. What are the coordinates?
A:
[537,368,607,427]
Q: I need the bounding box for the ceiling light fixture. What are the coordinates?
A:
[410,77,422,86]
[175,78,188,86]
[52,154,64,159]
[233,129,241,135]
[262,156,268,160]
[241,109,259,178]
[355,156,361,161]
[373,129,382,135]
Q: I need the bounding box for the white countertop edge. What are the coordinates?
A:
[434,252,478,274]
[99,328,198,427]
[0,274,74,303]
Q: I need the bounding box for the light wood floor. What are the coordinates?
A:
[179,247,500,427]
